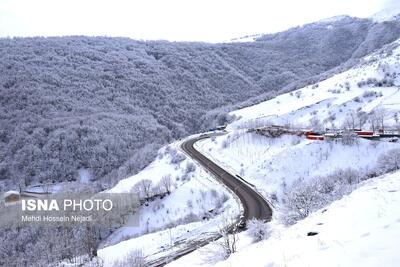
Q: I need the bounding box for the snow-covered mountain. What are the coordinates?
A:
[163,38,400,266]
[23,20,400,267]
[230,38,400,129]
[67,10,400,265]
[228,1,400,45]
[3,2,400,267]
[227,34,262,43]
[372,0,400,22]
[85,37,400,267]
[168,171,400,267]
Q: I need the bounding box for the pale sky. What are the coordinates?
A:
[0,0,391,42]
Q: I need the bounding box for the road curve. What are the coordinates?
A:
[148,133,272,266]
[181,133,272,224]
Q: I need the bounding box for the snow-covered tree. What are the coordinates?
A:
[247,218,271,242]
[341,130,358,146]
[377,148,400,174]
[139,179,153,200]
[160,175,172,194]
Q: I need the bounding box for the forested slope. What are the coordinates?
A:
[1,16,399,189]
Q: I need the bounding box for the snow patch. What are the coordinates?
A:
[167,171,400,267]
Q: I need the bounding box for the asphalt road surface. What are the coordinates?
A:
[148,132,272,266]
[181,133,272,223]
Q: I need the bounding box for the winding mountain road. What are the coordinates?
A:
[181,133,272,223]
[148,133,272,266]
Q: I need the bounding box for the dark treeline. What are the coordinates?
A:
[1,16,399,189]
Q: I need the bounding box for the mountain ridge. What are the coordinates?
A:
[1,16,399,190]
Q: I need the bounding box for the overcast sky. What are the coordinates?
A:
[0,0,392,42]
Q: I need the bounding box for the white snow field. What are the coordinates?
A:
[96,137,242,266]
[372,0,400,22]
[167,171,400,267]
[165,38,400,266]
[92,38,400,266]
[230,39,400,130]
[196,132,400,200]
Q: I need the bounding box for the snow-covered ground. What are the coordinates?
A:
[227,34,262,43]
[372,0,400,22]
[98,217,228,267]
[196,37,400,203]
[167,171,400,267]
[197,132,399,200]
[90,38,400,267]
[23,181,85,193]
[95,137,242,265]
[230,39,400,130]
[165,38,400,266]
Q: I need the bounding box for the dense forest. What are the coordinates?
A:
[1,16,400,189]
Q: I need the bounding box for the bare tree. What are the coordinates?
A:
[132,183,144,201]
[341,130,358,146]
[369,111,380,132]
[330,168,361,185]
[347,110,357,130]
[377,148,400,174]
[282,178,321,225]
[160,175,172,194]
[342,117,353,130]
[140,179,153,200]
[201,216,238,264]
[41,179,52,194]
[309,116,323,131]
[112,249,145,267]
[374,107,387,132]
[217,221,237,260]
[247,218,271,242]
[133,179,153,201]
[215,217,238,259]
[82,224,100,261]
[356,111,368,129]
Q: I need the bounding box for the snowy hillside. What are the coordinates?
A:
[4,2,400,267]
[168,171,400,267]
[96,38,400,267]
[164,38,400,266]
[196,133,398,200]
[201,38,400,202]
[228,34,262,43]
[230,38,400,129]
[95,138,241,266]
[52,37,400,267]
[372,0,400,22]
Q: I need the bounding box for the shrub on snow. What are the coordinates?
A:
[282,167,361,225]
[169,149,186,164]
[112,249,145,267]
[377,148,400,174]
[341,131,359,146]
[282,178,324,224]
[185,162,196,173]
[329,167,361,185]
[247,218,271,242]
